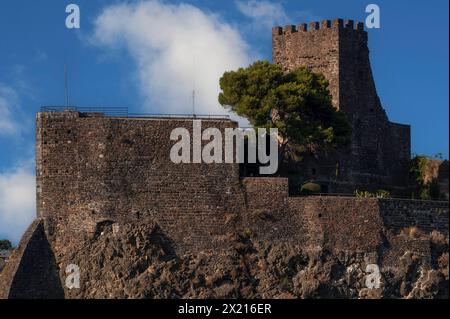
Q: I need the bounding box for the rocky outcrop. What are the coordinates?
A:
[47,220,448,299]
[0,219,63,299]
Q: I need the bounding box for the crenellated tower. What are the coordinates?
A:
[273,19,411,193]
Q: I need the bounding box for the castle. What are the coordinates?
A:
[0,19,448,299]
[272,19,411,194]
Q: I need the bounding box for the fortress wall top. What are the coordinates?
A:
[272,18,370,111]
[36,111,246,252]
[272,20,342,107]
[272,19,365,35]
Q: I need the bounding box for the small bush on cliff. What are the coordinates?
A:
[0,239,12,250]
[400,226,426,239]
[218,61,351,167]
[430,230,448,247]
[279,275,293,292]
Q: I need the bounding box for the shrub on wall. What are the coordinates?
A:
[300,181,321,195]
[375,190,391,198]
[354,190,391,198]
[409,156,442,200]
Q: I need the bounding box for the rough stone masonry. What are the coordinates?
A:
[272,19,411,194]
[0,19,448,299]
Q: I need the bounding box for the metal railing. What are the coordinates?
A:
[41,106,129,117]
[292,193,357,198]
[40,106,231,120]
[127,113,231,120]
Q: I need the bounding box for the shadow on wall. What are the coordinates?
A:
[437,161,449,200]
[8,221,64,299]
[149,225,177,260]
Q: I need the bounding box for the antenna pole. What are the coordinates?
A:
[192,55,196,117]
[192,89,195,117]
[64,64,69,108]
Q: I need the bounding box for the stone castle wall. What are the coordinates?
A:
[36,111,246,252]
[272,19,411,193]
[243,177,448,253]
[35,112,448,255]
[0,112,447,299]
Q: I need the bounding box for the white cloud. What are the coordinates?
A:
[0,160,36,244]
[0,84,21,135]
[235,1,322,32]
[92,1,254,124]
[235,0,290,30]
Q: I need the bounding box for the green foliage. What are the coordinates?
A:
[355,190,372,198]
[300,181,321,195]
[419,188,431,200]
[279,275,292,291]
[409,156,441,200]
[0,240,12,250]
[409,156,428,186]
[375,189,391,199]
[218,61,351,161]
[354,190,391,199]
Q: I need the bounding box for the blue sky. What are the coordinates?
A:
[0,0,448,242]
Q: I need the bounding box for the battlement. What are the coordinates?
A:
[272,19,365,35]
[273,17,411,193]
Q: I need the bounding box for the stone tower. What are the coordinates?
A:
[272,19,411,193]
